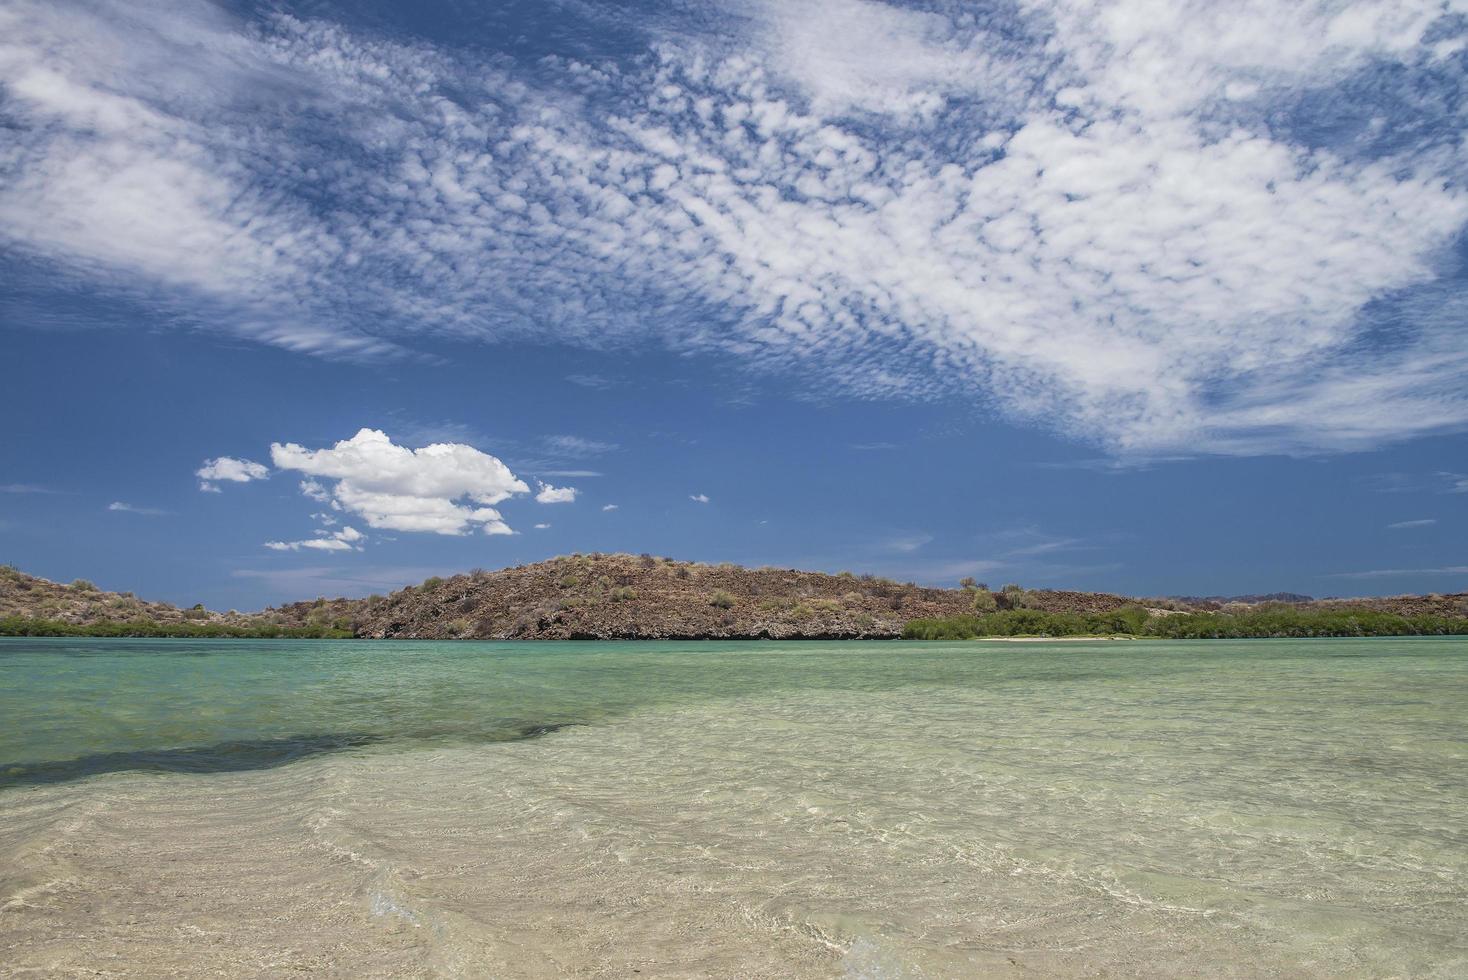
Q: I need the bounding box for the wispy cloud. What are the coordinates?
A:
[881,531,933,554]
[0,483,63,494]
[231,564,445,600]
[1361,472,1468,494]
[565,374,616,389]
[107,501,168,516]
[690,493,710,504]
[1331,566,1468,579]
[541,435,619,457]
[1386,518,1437,529]
[3,0,1467,455]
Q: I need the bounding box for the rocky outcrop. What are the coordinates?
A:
[346,554,1145,639]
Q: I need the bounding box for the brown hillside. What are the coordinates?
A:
[0,566,251,628]
[348,554,1144,639]
[5,558,1463,639]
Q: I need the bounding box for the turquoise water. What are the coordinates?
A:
[3,636,1467,976]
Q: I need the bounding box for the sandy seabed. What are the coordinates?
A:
[4,638,1467,977]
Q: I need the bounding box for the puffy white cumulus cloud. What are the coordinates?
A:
[535,482,578,504]
[3,0,1468,455]
[270,428,528,536]
[602,503,619,512]
[265,525,364,552]
[196,456,269,492]
[690,493,710,504]
[533,522,551,530]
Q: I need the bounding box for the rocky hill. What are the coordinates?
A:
[3,557,1464,639]
[347,554,1150,640]
[0,565,354,635]
[0,565,240,627]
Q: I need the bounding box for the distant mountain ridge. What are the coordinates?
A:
[1170,592,1316,605]
[2,557,1465,639]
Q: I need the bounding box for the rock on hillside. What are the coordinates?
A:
[350,554,1145,640]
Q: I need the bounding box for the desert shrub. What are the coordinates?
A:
[837,570,856,579]
[559,575,580,588]
[904,605,1468,640]
[994,587,1041,610]
[958,577,977,589]
[971,589,998,613]
[0,616,352,639]
[841,591,864,605]
[674,566,691,579]
[789,603,815,621]
[709,590,735,609]
[422,576,445,590]
[71,579,98,592]
[610,586,637,602]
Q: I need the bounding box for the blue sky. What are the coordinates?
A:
[2,0,1465,608]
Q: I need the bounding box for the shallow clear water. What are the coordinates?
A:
[2,636,1466,977]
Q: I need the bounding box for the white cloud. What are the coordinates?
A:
[270,428,528,535]
[2,0,1467,456]
[107,501,167,516]
[300,479,331,503]
[535,482,578,504]
[1386,518,1438,529]
[265,525,365,552]
[690,493,710,503]
[196,456,269,492]
[534,522,551,529]
[602,503,619,511]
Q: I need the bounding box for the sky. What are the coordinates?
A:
[1,0,1465,609]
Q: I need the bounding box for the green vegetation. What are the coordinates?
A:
[709,590,735,609]
[904,605,1468,640]
[70,579,98,592]
[0,616,354,639]
[970,589,998,613]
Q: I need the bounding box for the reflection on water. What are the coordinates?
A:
[2,636,1466,977]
